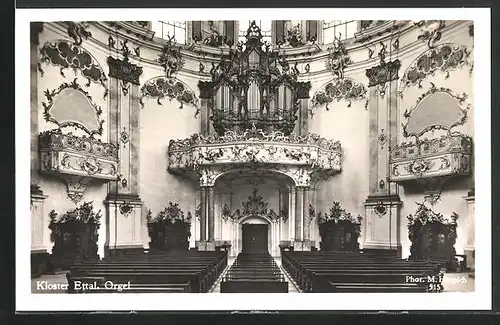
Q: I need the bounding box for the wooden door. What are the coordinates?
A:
[242,224,268,253]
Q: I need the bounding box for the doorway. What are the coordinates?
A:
[242,224,268,253]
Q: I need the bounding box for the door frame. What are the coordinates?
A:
[242,223,269,253]
[237,216,274,255]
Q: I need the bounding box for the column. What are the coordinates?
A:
[197,186,216,251]
[104,53,145,258]
[208,187,215,242]
[464,189,475,270]
[198,81,214,136]
[363,60,402,256]
[294,187,304,250]
[199,187,207,241]
[302,187,311,246]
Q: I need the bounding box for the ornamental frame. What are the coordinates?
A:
[42,78,105,136]
[401,85,471,139]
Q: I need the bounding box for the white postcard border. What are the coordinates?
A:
[15,8,491,311]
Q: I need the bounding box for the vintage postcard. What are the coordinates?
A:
[16,8,491,311]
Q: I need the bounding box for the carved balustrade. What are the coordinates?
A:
[389,134,472,183]
[167,125,343,187]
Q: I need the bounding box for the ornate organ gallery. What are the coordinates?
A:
[30,20,475,275]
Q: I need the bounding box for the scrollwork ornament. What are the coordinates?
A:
[65,21,92,46]
[310,78,367,114]
[140,76,199,117]
[325,35,352,79]
[42,78,104,136]
[399,44,473,96]
[414,20,446,49]
[39,40,109,99]
[158,35,185,78]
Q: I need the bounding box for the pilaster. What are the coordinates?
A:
[104,194,144,257]
[363,59,402,255]
[104,54,144,257]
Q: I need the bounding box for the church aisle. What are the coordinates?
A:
[210,257,236,293]
[274,257,300,293]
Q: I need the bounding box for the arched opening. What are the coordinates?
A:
[213,169,295,257]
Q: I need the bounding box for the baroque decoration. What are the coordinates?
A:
[221,188,281,222]
[310,36,368,112]
[407,202,459,271]
[65,21,92,46]
[390,133,473,183]
[203,20,310,136]
[158,35,185,78]
[48,201,101,268]
[167,124,343,187]
[401,86,470,138]
[39,129,119,203]
[310,78,368,113]
[107,39,143,87]
[42,78,104,136]
[366,59,401,98]
[139,76,199,115]
[317,201,363,252]
[146,203,192,251]
[326,35,352,80]
[414,20,446,49]
[38,40,109,99]
[399,44,473,95]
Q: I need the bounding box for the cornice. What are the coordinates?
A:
[42,21,471,85]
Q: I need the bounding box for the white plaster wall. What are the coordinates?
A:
[308,71,370,246]
[396,23,474,258]
[35,24,112,258]
[138,63,201,248]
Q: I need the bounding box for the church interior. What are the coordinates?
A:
[29,20,475,293]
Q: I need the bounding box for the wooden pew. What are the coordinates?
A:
[67,251,228,293]
[281,251,443,293]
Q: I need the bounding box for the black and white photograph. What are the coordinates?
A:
[16,8,491,311]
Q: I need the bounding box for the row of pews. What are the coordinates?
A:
[220,253,289,293]
[66,251,228,293]
[281,251,445,293]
